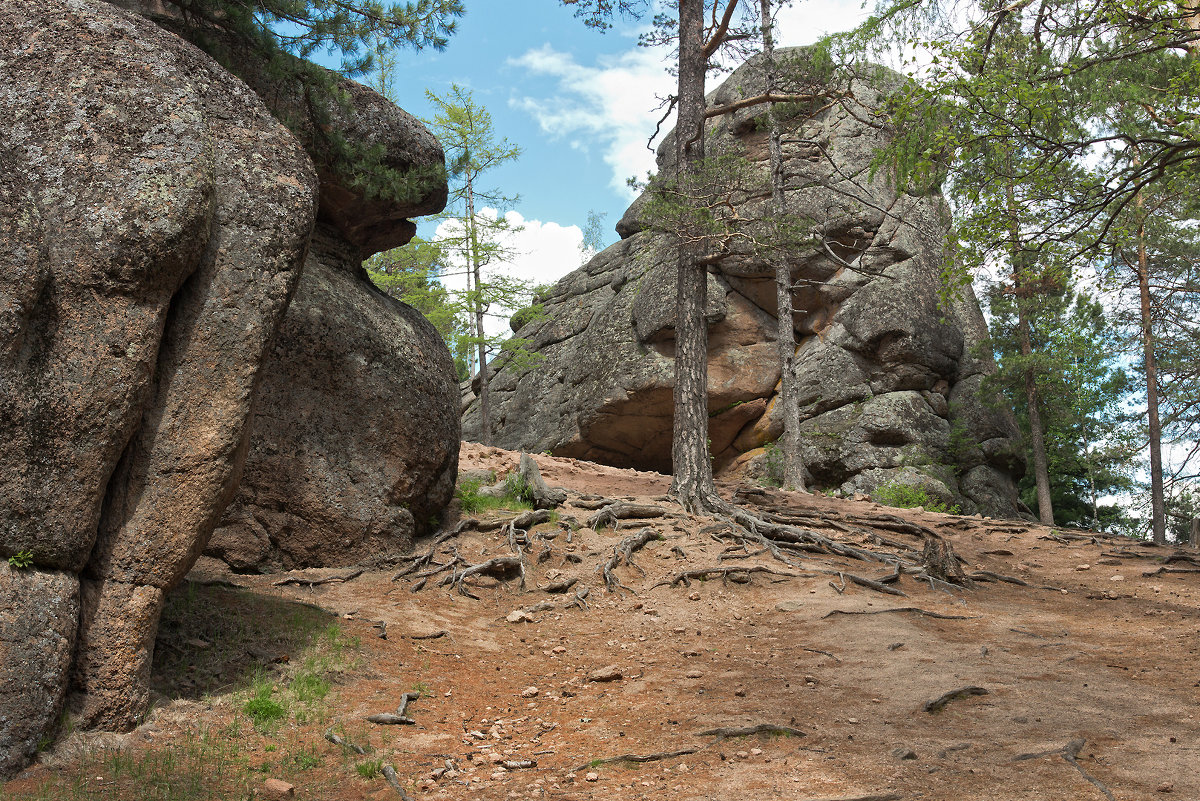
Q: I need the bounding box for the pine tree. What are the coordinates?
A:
[424,85,525,445]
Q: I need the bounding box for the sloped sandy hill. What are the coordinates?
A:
[8,443,1199,801]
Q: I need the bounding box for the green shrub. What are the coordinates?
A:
[242,677,287,731]
[7,549,33,570]
[874,482,960,515]
[456,471,534,514]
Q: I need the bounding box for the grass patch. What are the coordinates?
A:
[355,759,384,779]
[456,471,535,514]
[875,481,961,515]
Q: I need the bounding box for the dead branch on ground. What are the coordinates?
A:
[923,685,989,713]
[697,723,806,740]
[367,691,421,725]
[324,727,367,755]
[381,764,412,800]
[822,607,977,620]
[274,569,362,588]
[572,748,700,772]
[1013,739,1114,801]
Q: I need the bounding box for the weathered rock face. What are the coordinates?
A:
[463,50,1024,517]
[0,0,454,774]
[206,226,459,572]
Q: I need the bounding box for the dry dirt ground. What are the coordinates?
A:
[7,443,1200,801]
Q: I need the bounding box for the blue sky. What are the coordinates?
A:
[357,1,874,292]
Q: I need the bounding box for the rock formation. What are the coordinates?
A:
[206,225,460,572]
[463,50,1024,517]
[0,0,455,774]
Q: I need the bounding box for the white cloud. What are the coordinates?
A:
[433,208,583,340]
[507,1,883,200]
[509,43,674,199]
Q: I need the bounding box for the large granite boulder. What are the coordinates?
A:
[206,226,460,572]
[463,50,1024,517]
[0,0,453,774]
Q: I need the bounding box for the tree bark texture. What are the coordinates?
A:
[467,172,491,446]
[669,0,721,512]
[760,0,807,491]
[1136,210,1167,544]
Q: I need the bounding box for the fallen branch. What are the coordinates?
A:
[324,727,367,755]
[822,607,977,621]
[409,630,447,640]
[652,565,806,589]
[573,747,699,772]
[1013,739,1114,801]
[274,569,363,588]
[923,686,989,713]
[791,794,902,801]
[697,723,806,740]
[802,647,841,662]
[381,764,412,800]
[367,691,421,725]
[970,571,1064,592]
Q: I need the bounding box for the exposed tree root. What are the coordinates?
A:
[697,723,806,740]
[587,503,669,530]
[381,764,412,800]
[573,747,700,772]
[599,528,661,592]
[822,607,977,621]
[440,556,526,599]
[566,585,591,610]
[795,794,902,801]
[971,570,1064,591]
[923,685,989,713]
[652,565,806,589]
[517,452,567,509]
[1142,566,1200,577]
[817,566,907,597]
[274,569,362,588]
[367,691,421,725]
[1014,739,1114,801]
[409,630,447,640]
[540,576,579,593]
[324,727,367,755]
[393,528,464,580]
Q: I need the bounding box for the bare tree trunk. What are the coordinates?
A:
[1136,209,1167,543]
[1004,177,1054,525]
[669,0,721,512]
[759,0,806,492]
[467,171,491,445]
[1018,312,1055,525]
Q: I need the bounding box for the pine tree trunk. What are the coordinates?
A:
[1019,316,1055,525]
[466,171,491,446]
[1136,212,1167,544]
[668,0,721,512]
[760,0,806,492]
[1004,176,1054,525]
